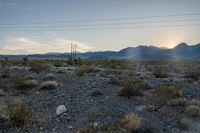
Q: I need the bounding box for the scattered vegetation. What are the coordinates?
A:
[77,113,143,133]
[152,67,167,78]
[118,79,151,98]
[76,66,98,77]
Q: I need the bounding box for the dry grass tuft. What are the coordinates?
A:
[123,113,142,131]
[15,80,38,90]
[39,81,58,90]
[4,97,33,127]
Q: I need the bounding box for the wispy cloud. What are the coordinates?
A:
[0,37,94,55]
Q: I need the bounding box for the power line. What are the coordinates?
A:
[0,18,199,29]
[0,0,178,13]
[0,23,199,31]
[0,12,200,26]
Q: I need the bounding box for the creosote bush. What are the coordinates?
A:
[28,61,48,73]
[149,84,183,109]
[153,67,167,78]
[118,79,151,98]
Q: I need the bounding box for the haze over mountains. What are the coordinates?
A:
[0,43,200,60]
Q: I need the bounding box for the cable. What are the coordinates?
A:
[0,12,200,25]
[0,23,199,31]
[0,18,199,28]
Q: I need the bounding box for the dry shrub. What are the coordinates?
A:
[0,89,5,96]
[44,73,56,81]
[76,66,98,77]
[184,69,200,81]
[150,84,183,109]
[15,80,38,90]
[185,105,200,117]
[123,113,142,131]
[167,98,187,106]
[29,61,48,73]
[39,81,58,90]
[153,67,167,78]
[5,98,33,127]
[189,99,200,106]
[118,79,151,98]
[180,117,192,128]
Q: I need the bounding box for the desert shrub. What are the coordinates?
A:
[184,69,200,81]
[153,67,167,78]
[76,66,98,77]
[0,67,10,78]
[180,117,192,128]
[167,98,187,106]
[5,98,33,127]
[15,80,38,90]
[44,73,56,81]
[185,105,200,117]
[53,60,63,67]
[149,84,183,109]
[0,89,5,96]
[123,113,142,131]
[39,81,58,90]
[118,79,151,98]
[189,99,200,106]
[29,61,48,73]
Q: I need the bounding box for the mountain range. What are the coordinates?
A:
[0,43,200,60]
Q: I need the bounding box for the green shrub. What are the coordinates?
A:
[118,79,151,98]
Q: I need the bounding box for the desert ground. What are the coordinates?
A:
[0,59,200,133]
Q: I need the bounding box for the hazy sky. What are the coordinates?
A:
[0,0,200,54]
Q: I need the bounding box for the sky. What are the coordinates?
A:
[0,0,200,54]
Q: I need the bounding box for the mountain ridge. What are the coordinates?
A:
[0,42,200,59]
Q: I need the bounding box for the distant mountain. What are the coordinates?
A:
[0,43,200,60]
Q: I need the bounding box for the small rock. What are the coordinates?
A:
[56,105,66,115]
[90,90,103,97]
[93,122,99,128]
[68,126,73,130]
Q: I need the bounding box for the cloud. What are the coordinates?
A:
[0,37,94,55]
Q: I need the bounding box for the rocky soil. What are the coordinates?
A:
[0,60,200,133]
